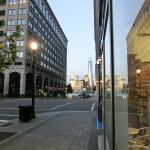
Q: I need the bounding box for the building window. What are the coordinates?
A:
[35,7,38,15]
[34,17,37,24]
[0,10,5,16]
[0,0,6,6]
[9,0,16,5]
[7,30,14,36]
[42,19,45,24]
[6,41,12,47]
[18,8,26,15]
[16,41,24,46]
[18,19,25,25]
[17,52,23,58]
[40,61,43,66]
[38,31,41,37]
[41,52,43,57]
[39,13,42,20]
[20,30,25,36]
[42,36,44,41]
[27,53,31,60]
[8,9,16,16]
[30,1,34,8]
[0,31,4,36]
[41,44,44,49]
[28,21,33,28]
[33,27,37,33]
[42,27,45,32]
[8,20,15,26]
[29,11,33,19]
[19,0,26,4]
[38,23,41,28]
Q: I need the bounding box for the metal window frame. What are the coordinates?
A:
[99,0,115,149]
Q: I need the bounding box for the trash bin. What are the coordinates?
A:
[18,106,32,122]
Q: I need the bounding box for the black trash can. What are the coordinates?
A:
[18,106,32,122]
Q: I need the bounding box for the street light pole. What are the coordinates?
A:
[31,42,37,119]
[97,57,102,121]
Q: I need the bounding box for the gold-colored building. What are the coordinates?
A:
[126,0,150,127]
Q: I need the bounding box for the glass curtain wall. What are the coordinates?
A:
[97,0,150,149]
[102,0,150,149]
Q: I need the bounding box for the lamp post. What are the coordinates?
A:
[31,42,37,119]
[96,57,102,121]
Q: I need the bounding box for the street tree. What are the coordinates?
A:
[0,20,22,72]
[66,84,73,93]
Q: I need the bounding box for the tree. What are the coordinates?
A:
[0,20,22,72]
[121,83,127,94]
[66,84,73,93]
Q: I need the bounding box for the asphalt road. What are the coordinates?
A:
[0,97,97,123]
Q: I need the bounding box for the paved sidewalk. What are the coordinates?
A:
[0,111,98,150]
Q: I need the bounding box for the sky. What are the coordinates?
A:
[105,0,144,82]
[47,0,95,83]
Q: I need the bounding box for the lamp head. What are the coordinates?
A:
[31,42,38,50]
[136,68,141,75]
[96,57,102,64]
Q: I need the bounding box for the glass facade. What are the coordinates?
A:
[96,0,150,149]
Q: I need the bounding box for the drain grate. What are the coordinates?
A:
[0,123,15,127]
[0,132,16,142]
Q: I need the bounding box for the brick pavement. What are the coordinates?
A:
[0,111,98,150]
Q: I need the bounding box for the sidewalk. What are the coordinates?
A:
[0,111,98,150]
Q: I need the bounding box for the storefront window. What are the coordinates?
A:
[112,0,150,149]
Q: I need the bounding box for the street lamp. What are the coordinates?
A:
[31,42,37,119]
[96,56,102,121]
[136,68,141,76]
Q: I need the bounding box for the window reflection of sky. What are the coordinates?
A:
[105,0,144,81]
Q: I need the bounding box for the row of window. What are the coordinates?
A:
[28,21,65,65]
[9,0,26,5]
[6,40,24,47]
[28,15,66,54]
[6,30,24,36]
[28,21,66,61]
[5,51,23,58]
[30,0,67,47]
[26,53,61,76]
[7,19,25,25]
[8,8,26,15]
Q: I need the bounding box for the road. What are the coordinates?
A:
[0,97,97,124]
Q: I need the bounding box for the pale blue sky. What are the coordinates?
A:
[47,0,95,83]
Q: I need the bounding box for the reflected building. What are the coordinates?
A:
[126,1,150,127]
[115,75,124,94]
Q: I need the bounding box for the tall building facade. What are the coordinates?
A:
[0,0,68,97]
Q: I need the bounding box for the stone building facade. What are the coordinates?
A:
[0,0,68,97]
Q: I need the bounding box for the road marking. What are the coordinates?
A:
[0,114,18,116]
[0,120,9,123]
[0,108,18,110]
[91,102,95,111]
[49,101,77,111]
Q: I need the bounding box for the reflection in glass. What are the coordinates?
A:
[126,1,150,149]
[113,0,150,149]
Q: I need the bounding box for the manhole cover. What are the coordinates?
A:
[0,123,14,127]
[0,132,16,142]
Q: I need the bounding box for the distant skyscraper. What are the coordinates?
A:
[88,59,94,87]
